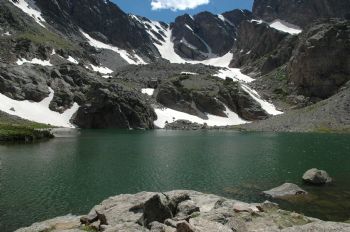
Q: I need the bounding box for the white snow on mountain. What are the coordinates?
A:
[141,88,155,96]
[88,64,114,74]
[0,88,79,128]
[241,85,283,116]
[251,19,302,35]
[8,0,46,28]
[16,58,52,66]
[154,105,248,128]
[80,30,146,65]
[67,56,79,64]
[218,14,235,27]
[269,20,302,35]
[151,25,284,126]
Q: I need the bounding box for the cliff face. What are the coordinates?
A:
[253,0,350,27]
[35,0,160,58]
[288,19,350,99]
[171,10,252,60]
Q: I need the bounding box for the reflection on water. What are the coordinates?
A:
[0,130,350,231]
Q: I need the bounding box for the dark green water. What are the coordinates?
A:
[1,130,350,231]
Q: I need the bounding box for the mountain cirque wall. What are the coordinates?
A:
[15,190,350,232]
[253,0,350,28]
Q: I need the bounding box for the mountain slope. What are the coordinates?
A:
[0,0,349,132]
[253,0,350,28]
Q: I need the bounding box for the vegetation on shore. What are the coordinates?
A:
[0,112,54,142]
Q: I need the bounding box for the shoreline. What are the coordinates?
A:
[15,190,350,232]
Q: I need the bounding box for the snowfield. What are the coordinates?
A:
[269,20,302,35]
[149,22,284,127]
[16,58,53,66]
[141,88,155,96]
[242,85,283,116]
[88,64,114,74]
[9,0,46,28]
[251,19,302,35]
[154,105,248,129]
[80,30,146,65]
[0,88,79,128]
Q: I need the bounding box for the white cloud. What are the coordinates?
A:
[151,0,210,11]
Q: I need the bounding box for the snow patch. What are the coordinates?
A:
[67,56,79,64]
[154,105,247,129]
[88,64,113,74]
[269,20,302,35]
[218,14,235,27]
[0,88,79,128]
[16,58,52,66]
[181,72,198,75]
[241,85,283,116]
[9,0,46,27]
[215,68,254,83]
[80,30,146,65]
[141,88,155,96]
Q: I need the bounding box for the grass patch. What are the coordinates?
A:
[17,30,75,50]
[0,113,54,142]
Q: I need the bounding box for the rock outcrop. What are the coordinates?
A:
[171,10,252,60]
[35,0,159,60]
[253,0,350,28]
[288,19,350,99]
[230,20,292,75]
[15,190,350,232]
[155,74,269,121]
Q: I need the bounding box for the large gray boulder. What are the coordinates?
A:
[140,195,173,228]
[263,183,307,198]
[302,168,333,185]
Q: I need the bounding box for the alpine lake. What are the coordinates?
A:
[1,130,350,231]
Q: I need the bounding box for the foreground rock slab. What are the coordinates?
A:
[16,190,350,232]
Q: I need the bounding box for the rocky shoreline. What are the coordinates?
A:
[16,190,350,232]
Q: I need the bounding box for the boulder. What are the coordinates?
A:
[176,221,196,232]
[263,183,307,198]
[302,168,332,185]
[140,195,173,228]
[233,202,261,213]
[176,200,200,217]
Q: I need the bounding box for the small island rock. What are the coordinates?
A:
[302,168,332,185]
[263,183,307,198]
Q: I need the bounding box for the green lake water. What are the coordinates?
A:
[0,130,350,231]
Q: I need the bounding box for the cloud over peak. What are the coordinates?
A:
[151,0,210,11]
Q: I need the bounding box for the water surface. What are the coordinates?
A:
[1,130,350,231]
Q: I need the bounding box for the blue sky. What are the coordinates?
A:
[112,0,254,22]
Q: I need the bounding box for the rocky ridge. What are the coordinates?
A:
[0,0,349,132]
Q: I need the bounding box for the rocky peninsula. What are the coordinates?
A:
[16,190,350,232]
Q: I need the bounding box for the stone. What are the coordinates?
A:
[176,221,196,232]
[233,202,261,213]
[302,168,333,185]
[263,183,307,198]
[141,194,173,228]
[176,200,200,217]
